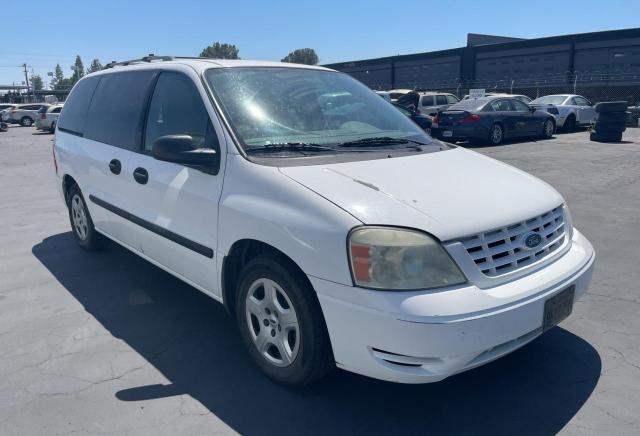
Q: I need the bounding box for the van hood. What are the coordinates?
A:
[279,147,564,241]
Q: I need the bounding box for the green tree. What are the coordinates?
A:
[52,64,65,89]
[71,55,85,84]
[281,48,319,65]
[29,74,44,91]
[87,58,103,73]
[199,42,240,59]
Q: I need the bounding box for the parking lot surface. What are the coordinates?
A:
[1,126,639,435]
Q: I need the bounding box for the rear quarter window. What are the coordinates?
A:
[58,76,100,135]
[84,71,156,150]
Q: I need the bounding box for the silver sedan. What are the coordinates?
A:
[530,94,595,130]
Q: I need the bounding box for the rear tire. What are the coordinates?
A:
[20,116,33,127]
[235,255,334,386]
[488,123,503,145]
[50,121,56,133]
[542,119,555,139]
[67,184,110,251]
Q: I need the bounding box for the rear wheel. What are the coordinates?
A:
[20,116,33,127]
[235,256,333,386]
[50,121,56,133]
[67,184,109,251]
[488,123,503,145]
[542,119,555,139]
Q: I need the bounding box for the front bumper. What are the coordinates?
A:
[312,229,594,383]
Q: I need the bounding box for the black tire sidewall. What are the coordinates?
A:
[21,117,32,127]
[235,256,332,386]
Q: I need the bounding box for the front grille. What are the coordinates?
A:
[459,206,565,277]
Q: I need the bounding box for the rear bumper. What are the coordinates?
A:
[432,125,488,142]
[312,229,594,383]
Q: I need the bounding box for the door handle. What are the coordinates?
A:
[108,159,121,175]
[133,167,148,185]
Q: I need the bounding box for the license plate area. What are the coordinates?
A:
[543,285,575,331]
[442,130,453,137]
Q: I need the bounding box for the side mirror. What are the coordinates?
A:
[153,135,219,173]
[529,105,536,113]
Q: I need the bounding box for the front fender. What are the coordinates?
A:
[217,154,360,287]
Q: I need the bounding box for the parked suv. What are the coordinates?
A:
[54,57,595,386]
[6,103,49,126]
[35,104,63,133]
[397,91,460,116]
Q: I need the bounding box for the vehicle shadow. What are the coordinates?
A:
[32,232,601,435]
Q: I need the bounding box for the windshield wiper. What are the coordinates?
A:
[245,142,336,154]
[337,137,428,148]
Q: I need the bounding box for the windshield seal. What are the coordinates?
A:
[203,67,440,160]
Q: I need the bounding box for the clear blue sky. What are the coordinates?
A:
[1,0,638,86]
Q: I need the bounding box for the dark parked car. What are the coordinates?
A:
[432,96,556,145]
[392,103,433,133]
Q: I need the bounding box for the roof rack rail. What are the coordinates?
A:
[102,54,175,70]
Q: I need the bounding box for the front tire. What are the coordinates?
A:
[235,255,333,386]
[67,184,109,251]
[20,116,33,127]
[488,123,504,145]
[563,114,576,132]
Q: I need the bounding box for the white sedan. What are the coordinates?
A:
[530,94,595,130]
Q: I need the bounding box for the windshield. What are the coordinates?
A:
[204,67,433,155]
[531,95,568,105]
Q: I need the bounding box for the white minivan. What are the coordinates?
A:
[53,57,595,386]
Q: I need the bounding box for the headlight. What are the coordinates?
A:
[563,204,574,240]
[348,227,466,290]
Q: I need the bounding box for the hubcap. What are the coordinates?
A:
[71,194,88,240]
[245,278,300,367]
[492,126,502,143]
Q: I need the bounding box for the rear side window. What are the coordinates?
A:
[421,96,434,106]
[58,76,100,135]
[85,71,156,150]
[51,107,62,114]
[436,95,448,105]
[446,95,458,104]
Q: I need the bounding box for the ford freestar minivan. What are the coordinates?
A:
[53,56,595,386]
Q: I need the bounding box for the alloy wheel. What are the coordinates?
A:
[491,125,503,144]
[71,194,88,240]
[245,277,300,367]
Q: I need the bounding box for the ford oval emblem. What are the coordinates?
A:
[523,232,543,250]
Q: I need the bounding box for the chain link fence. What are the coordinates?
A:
[374,71,640,105]
[369,70,640,126]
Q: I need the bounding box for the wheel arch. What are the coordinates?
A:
[61,174,79,206]
[221,238,315,319]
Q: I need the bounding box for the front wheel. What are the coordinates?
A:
[542,119,555,139]
[489,123,503,145]
[20,116,33,127]
[236,256,333,386]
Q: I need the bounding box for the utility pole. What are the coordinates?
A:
[22,63,31,100]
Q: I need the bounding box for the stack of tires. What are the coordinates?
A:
[590,101,629,143]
